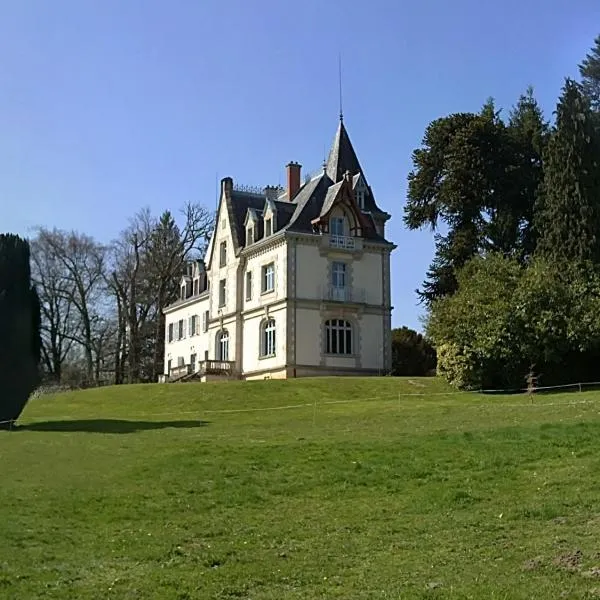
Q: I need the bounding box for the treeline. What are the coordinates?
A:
[29,203,213,387]
[405,35,600,389]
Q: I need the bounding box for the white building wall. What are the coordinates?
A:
[242,304,287,375]
[353,250,384,306]
[360,313,386,370]
[294,306,321,366]
[208,201,240,320]
[295,243,326,301]
[242,241,288,310]
[164,296,210,374]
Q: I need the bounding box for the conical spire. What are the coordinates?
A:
[325,119,363,183]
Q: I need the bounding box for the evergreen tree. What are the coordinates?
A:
[505,87,550,257]
[579,34,600,112]
[405,94,546,306]
[535,79,600,264]
[0,234,41,428]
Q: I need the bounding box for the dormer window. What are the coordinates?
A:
[219,241,227,267]
[193,279,199,295]
[265,218,272,236]
[356,189,365,210]
[330,216,345,236]
[180,285,186,300]
[247,227,254,245]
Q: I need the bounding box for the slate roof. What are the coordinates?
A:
[226,118,392,249]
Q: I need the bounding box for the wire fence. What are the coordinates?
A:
[2,379,600,430]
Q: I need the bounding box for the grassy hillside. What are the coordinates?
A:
[2,377,600,599]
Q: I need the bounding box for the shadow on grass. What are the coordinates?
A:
[17,419,209,434]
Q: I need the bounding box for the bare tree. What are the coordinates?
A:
[146,203,214,380]
[34,228,106,384]
[30,234,78,382]
[107,210,156,383]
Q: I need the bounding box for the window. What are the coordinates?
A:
[178,319,185,340]
[247,227,254,245]
[167,359,172,374]
[265,218,272,236]
[246,271,253,301]
[219,279,226,307]
[178,356,185,367]
[262,263,275,293]
[356,189,365,210]
[325,319,353,355]
[189,315,197,336]
[330,216,344,236]
[180,284,186,300]
[332,262,347,288]
[203,310,209,332]
[261,318,276,357]
[219,241,227,267]
[193,279,199,295]
[217,330,229,361]
[168,323,174,343]
[190,353,197,371]
[221,218,226,229]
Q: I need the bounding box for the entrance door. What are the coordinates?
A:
[190,353,197,372]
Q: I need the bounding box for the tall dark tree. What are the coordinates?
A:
[505,87,550,257]
[535,79,600,264]
[391,327,437,376]
[579,34,600,112]
[405,97,545,306]
[0,235,41,428]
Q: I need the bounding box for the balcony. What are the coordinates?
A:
[320,285,366,304]
[329,234,355,250]
[319,234,363,256]
[168,360,236,382]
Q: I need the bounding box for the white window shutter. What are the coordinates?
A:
[183,319,187,338]
[195,315,200,335]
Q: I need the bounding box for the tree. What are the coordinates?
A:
[0,235,41,428]
[535,79,600,265]
[505,87,550,257]
[390,327,436,376]
[427,253,600,390]
[579,34,600,112]
[404,94,546,306]
[145,204,213,381]
[427,253,524,390]
[34,228,107,384]
[106,202,213,384]
[30,233,78,382]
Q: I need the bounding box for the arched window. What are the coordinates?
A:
[325,319,353,355]
[217,330,229,361]
[260,318,276,357]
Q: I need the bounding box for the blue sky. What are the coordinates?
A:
[1,0,599,330]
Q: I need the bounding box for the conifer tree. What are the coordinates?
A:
[535,79,600,264]
[579,34,600,112]
[0,234,41,428]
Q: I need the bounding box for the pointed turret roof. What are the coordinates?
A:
[325,118,363,183]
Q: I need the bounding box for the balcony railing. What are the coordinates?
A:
[329,234,355,250]
[170,364,192,379]
[321,285,366,304]
[168,360,235,381]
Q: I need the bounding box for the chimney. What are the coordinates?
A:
[286,161,302,201]
[221,177,233,195]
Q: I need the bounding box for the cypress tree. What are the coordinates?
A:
[0,234,41,429]
[579,34,600,112]
[535,79,600,264]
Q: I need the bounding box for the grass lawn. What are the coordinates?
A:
[2,377,600,599]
